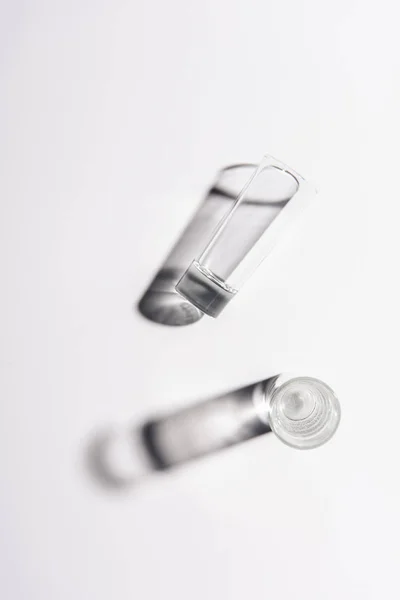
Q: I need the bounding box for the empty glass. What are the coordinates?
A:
[254,374,341,449]
[87,373,341,488]
[176,155,316,317]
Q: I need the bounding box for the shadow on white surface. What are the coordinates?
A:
[84,374,340,492]
[85,381,271,492]
[137,163,284,326]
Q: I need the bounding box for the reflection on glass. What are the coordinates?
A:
[86,374,340,490]
[176,155,316,317]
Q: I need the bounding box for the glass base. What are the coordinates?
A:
[175,261,236,318]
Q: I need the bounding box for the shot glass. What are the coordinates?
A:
[176,155,316,317]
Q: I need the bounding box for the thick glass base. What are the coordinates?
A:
[175,261,237,318]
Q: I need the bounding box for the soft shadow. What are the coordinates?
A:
[85,430,135,491]
[137,164,258,326]
[84,379,272,492]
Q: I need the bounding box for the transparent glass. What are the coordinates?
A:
[87,373,341,488]
[176,155,316,317]
[254,374,341,449]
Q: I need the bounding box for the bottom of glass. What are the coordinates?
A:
[175,261,237,318]
[266,376,341,449]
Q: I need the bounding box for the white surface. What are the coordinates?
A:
[1,1,400,599]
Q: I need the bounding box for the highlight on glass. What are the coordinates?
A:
[254,373,341,450]
[175,155,316,317]
[86,373,341,490]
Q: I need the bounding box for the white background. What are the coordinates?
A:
[1,1,400,599]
